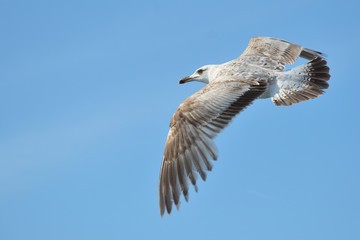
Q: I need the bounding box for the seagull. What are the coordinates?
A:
[159,37,330,216]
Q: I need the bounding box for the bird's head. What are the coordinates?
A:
[179,65,215,84]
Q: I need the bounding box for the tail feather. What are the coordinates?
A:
[272,57,330,106]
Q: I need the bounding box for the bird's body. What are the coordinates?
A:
[159,37,330,216]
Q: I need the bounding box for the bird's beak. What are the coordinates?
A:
[179,76,193,84]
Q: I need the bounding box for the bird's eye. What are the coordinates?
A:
[197,69,204,74]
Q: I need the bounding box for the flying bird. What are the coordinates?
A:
[159,37,330,216]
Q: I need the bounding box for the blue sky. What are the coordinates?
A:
[1,0,359,239]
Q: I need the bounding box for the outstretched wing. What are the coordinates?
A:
[159,79,267,216]
[239,37,326,70]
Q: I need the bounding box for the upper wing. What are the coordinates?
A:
[239,37,326,70]
[159,79,267,216]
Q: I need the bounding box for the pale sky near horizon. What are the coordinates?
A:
[1,1,360,239]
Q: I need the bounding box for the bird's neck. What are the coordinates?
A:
[207,64,221,83]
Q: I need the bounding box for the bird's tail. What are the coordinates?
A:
[272,57,330,106]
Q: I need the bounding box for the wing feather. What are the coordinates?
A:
[239,37,327,70]
[159,79,267,216]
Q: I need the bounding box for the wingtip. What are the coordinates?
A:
[160,206,165,218]
[175,201,181,211]
[301,48,328,60]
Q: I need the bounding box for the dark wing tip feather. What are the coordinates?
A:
[300,48,328,60]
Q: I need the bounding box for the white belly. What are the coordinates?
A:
[258,76,279,99]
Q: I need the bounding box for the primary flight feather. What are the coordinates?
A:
[159,37,330,216]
